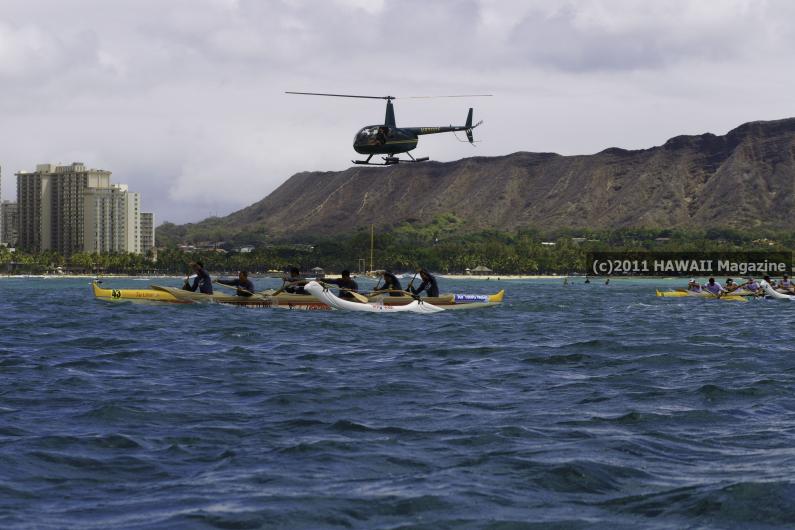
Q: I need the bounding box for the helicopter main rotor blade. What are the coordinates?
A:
[285,91,391,100]
[285,92,492,100]
[400,94,493,99]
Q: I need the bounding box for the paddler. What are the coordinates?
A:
[687,279,702,292]
[373,270,403,297]
[409,268,440,297]
[779,274,794,293]
[183,261,213,294]
[282,267,307,294]
[724,278,737,292]
[738,277,761,295]
[322,269,359,300]
[704,277,726,296]
[217,270,255,296]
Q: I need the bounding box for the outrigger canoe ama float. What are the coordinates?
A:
[303,281,444,313]
[91,280,505,310]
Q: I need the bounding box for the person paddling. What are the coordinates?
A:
[323,270,359,300]
[409,269,439,297]
[687,279,702,292]
[373,270,403,297]
[724,278,737,292]
[183,261,213,294]
[779,274,793,293]
[739,277,761,295]
[217,270,255,297]
[704,277,726,296]
[282,267,307,294]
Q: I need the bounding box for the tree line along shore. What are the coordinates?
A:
[2,228,794,276]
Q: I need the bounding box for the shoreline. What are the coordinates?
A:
[1,273,695,281]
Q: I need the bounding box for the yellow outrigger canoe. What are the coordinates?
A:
[655,288,751,302]
[92,281,186,303]
[92,281,505,310]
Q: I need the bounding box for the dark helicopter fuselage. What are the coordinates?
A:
[284,92,484,164]
[353,125,418,155]
[352,99,474,156]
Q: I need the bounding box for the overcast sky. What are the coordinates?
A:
[1,0,794,223]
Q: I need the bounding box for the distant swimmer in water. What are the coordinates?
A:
[584,277,591,284]
[704,277,726,296]
[373,270,403,297]
[183,261,213,294]
[409,269,439,297]
[604,278,610,285]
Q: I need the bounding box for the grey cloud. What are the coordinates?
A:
[1,0,795,224]
[509,1,773,72]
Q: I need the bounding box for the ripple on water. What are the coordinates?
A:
[2,277,795,528]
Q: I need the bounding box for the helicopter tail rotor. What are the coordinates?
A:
[465,108,474,143]
[463,108,483,144]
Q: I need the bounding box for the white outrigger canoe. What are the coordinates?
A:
[303,281,444,313]
[760,280,795,300]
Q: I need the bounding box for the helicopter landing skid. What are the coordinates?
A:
[352,154,430,166]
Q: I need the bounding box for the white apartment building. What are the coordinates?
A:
[139,212,155,256]
[83,185,142,254]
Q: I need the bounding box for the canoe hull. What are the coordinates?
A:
[92,281,187,303]
[92,282,504,310]
[655,288,748,302]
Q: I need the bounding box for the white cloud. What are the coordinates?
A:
[0,0,794,223]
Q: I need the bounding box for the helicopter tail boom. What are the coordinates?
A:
[409,108,483,143]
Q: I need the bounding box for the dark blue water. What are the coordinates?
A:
[2,276,795,529]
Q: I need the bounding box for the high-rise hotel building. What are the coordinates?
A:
[139,212,155,256]
[1,201,18,247]
[16,162,153,255]
[84,184,142,254]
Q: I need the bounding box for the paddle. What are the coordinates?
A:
[406,271,418,293]
[182,271,196,290]
[213,280,261,298]
[366,288,421,300]
[273,279,302,296]
[317,281,370,303]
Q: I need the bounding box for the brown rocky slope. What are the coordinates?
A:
[160,117,795,242]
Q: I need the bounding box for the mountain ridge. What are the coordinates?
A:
[159,117,795,243]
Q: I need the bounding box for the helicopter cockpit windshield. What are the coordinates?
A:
[354,125,389,146]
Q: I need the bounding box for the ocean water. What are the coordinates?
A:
[1,276,795,529]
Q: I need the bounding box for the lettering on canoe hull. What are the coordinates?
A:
[454,294,489,303]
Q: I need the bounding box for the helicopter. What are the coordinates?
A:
[285,91,491,165]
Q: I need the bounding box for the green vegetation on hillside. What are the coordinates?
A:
[4,223,794,275]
